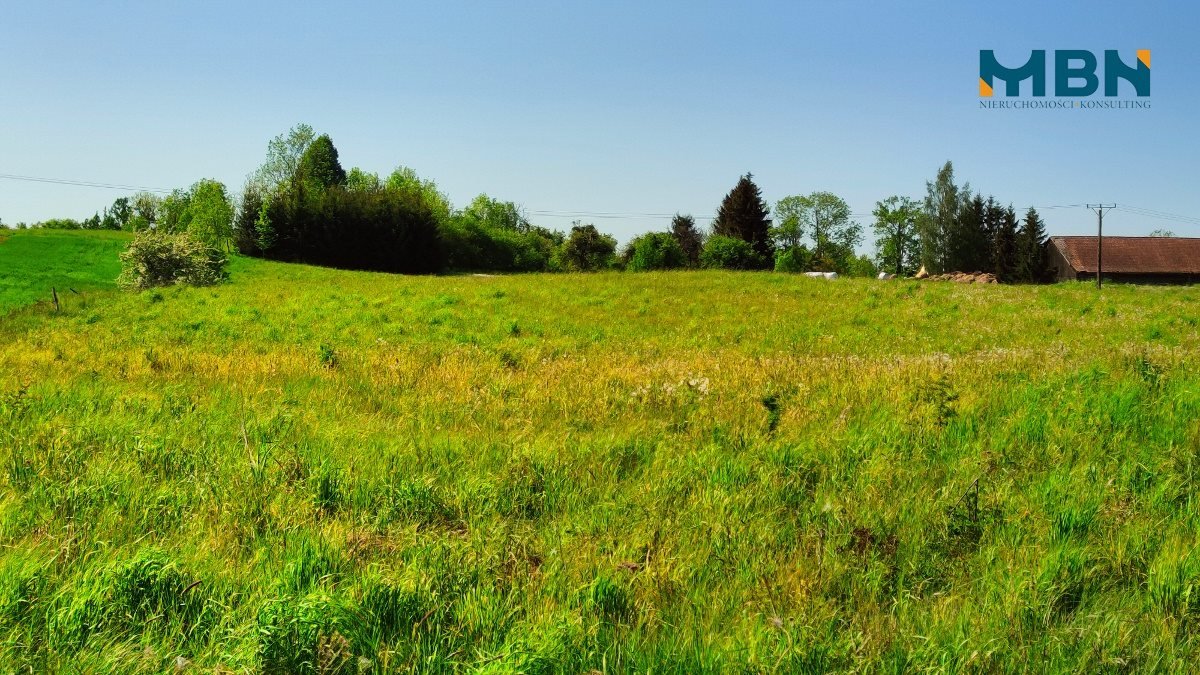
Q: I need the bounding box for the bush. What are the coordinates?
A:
[36,218,82,230]
[700,235,763,270]
[626,232,687,271]
[774,246,812,273]
[118,232,227,289]
[440,217,562,272]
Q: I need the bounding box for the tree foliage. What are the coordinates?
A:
[182,180,235,250]
[773,245,812,273]
[131,192,160,223]
[296,135,347,191]
[950,193,988,272]
[700,235,763,270]
[254,123,315,193]
[561,224,616,271]
[771,196,807,250]
[1016,207,1049,283]
[386,167,453,225]
[159,189,193,234]
[345,168,383,193]
[260,181,442,273]
[872,196,921,276]
[625,232,687,271]
[234,181,264,254]
[712,174,772,266]
[463,194,528,232]
[921,161,960,273]
[992,204,1019,283]
[670,214,703,267]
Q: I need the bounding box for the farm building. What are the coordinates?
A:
[1048,236,1200,284]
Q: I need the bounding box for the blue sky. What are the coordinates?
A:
[1,1,1196,245]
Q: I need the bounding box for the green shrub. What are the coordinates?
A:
[440,217,562,272]
[774,246,812,273]
[118,231,227,289]
[35,218,83,230]
[626,232,687,271]
[700,235,763,270]
[847,253,879,278]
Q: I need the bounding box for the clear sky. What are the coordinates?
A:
[1,1,1196,245]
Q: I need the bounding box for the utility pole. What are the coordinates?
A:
[1087,204,1116,289]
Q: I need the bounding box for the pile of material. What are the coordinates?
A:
[914,265,997,284]
[928,271,997,284]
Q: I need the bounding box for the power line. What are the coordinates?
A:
[1114,205,1200,226]
[0,173,174,194]
[526,210,716,221]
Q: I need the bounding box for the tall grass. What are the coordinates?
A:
[2,234,1200,670]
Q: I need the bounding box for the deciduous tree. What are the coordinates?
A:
[183,179,234,250]
[561,223,616,271]
[921,161,959,273]
[872,196,921,276]
[386,167,453,224]
[254,123,315,193]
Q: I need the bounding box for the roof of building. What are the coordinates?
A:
[1050,236,1200,274]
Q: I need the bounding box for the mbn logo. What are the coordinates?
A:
[979,50,1150,97]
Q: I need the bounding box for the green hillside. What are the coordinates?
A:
[2,231,1200,671]
[0,229,131,314]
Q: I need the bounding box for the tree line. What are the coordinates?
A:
[17,126,1052,282]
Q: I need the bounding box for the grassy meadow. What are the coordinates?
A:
[0,228,130,314]
[2,229,1200,671]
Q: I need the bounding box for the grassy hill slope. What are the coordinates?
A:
[2,232,1200,671]
[0,228,131,314]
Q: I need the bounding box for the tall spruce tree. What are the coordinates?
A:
[981,197,1002,274]
[952,192,990,272]
[670,213,704,266]
[712,173,773,266]
[992,204,1019,282]
[1016,207,1049,282]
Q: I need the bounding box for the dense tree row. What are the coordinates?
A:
[873,161,1050,282]
[17,125,1055,282]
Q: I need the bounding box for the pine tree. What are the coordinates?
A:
[712,173,772,266]
[992,204,1018,282]
[296,134,347,190]
[1016,207,1049,282]
[670,213,704,266]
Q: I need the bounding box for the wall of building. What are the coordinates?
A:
[1046,244,1079,282]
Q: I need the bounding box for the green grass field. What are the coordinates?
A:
[2,229,1200,672]
[0,229,130,314]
